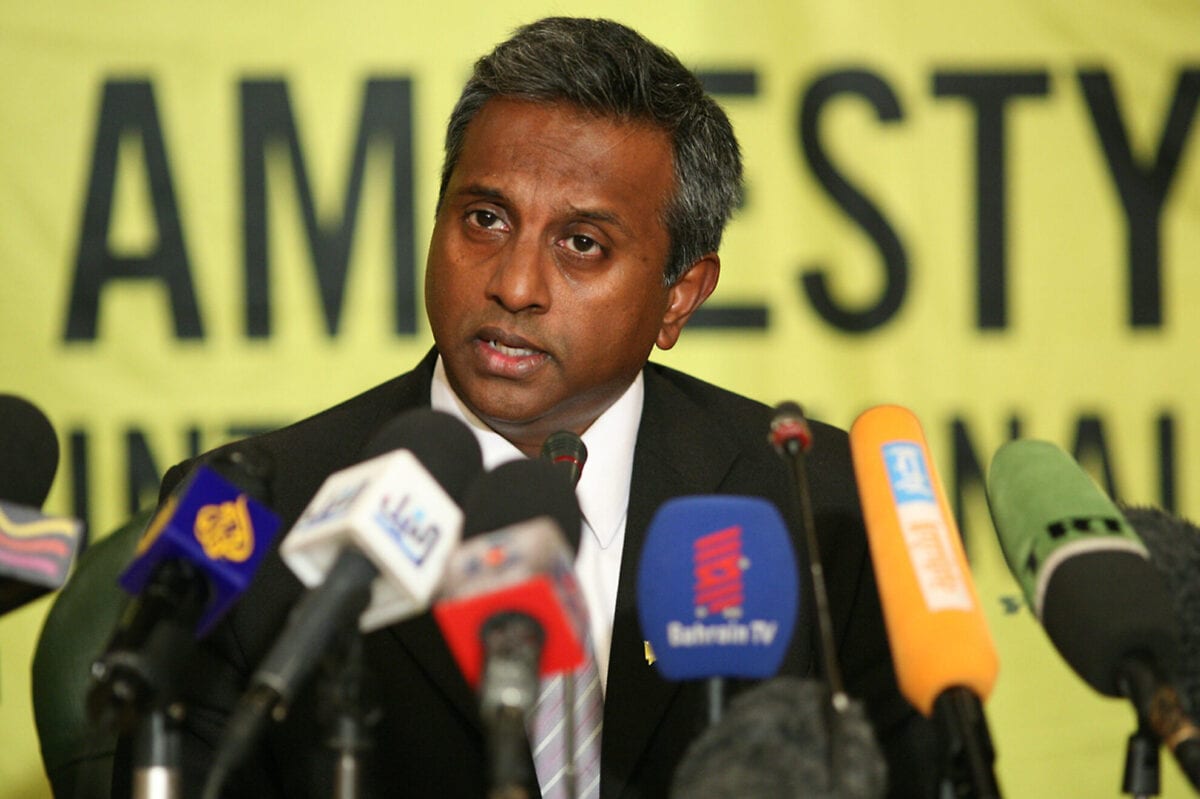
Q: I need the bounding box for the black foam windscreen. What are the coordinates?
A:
[0,394,59,507]
[460,457,581,551]
[362,409,483,505]
[670,677,887,799]
[1123,503,1200,713]
[1040,548,1179,697]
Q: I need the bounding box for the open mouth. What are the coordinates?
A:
[486,339,539,358]
[472,331,550,376]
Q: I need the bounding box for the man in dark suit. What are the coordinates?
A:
[119,16,935,799]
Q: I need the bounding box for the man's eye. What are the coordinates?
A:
[563,234,601,255]
[468,210,503,229]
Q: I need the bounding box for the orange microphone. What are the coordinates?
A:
[849,404,1001,798]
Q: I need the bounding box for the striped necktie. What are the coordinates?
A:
[530,651,603,799]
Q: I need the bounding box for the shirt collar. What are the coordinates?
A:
[430,356,642,550]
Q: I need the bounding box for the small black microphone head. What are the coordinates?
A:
[205,444,276,505]
[1123,503,1200,713]
[670,677,887,799]
[0,394,59,507]
[540,430,587,488]
[769,401,812,457]
[461,458,581,552]
[363,409,483,505]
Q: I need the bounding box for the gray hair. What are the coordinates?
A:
[437,17,743,286]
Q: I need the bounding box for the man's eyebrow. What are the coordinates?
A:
[453,183,507,202]
[568,205,632,237]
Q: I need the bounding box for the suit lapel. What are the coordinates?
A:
[601,365,741,798]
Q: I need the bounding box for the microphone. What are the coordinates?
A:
[541,430,587,489]
[432,457,584,797]
[637,495,799,725]
[0,394,84,616]
[849,404,1001,798]
[206,409,483,798]
[0,393,60,507]
[279,409,482,632]
[987,439,1200,790]
[1121,504,1200,718]
[769,402,845,704]
[670,676,887,799]
[87,447,282,733]
[461,457,583,552]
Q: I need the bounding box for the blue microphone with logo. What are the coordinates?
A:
[88,448,281,733]
[637,495,799,723]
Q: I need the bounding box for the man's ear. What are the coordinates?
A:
[657,254,720,350]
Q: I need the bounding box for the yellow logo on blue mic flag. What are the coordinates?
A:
[194,494,255,562]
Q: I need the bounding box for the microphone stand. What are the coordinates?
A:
[322,631,377,799]
[932,687,1001,799]
[707,677,725,726]
[89,560,205,799]
[1122,724,1161,799]
[131,706,182,799]
[770,404,850,779]
[481,612,543,799]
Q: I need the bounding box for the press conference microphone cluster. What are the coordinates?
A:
[850,405,1002,799]
[0,394,84,616]
[987,439,1200,794]
[434,455,586,799]
[204,409,483,799]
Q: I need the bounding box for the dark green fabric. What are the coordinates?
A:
[32,508,151,799]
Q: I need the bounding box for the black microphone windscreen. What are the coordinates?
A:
[770,401,812,455]
[362,409,483,505]
[1123,503,1200,713]
[0,394,59,507]
[670,677,887,799]
[460,458,581,551]
[204,444,276,505]
[1040,549,1178,697]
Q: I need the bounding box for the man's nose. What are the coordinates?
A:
[485,234,550,313]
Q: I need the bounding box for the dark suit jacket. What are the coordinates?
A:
[118,350,936,798]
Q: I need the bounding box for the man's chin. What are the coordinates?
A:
[459,390,550,430]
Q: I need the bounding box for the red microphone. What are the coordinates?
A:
[431,458,586,796]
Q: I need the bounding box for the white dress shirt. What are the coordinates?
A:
[430,356,642,695]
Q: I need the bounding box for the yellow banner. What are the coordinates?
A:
[2,1,1197,796]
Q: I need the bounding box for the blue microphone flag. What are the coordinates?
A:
[119,464,280,637]
[638,495,799,680]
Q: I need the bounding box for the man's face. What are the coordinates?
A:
[425,98,715,454]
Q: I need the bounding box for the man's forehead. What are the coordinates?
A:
[447,98,674,208]
[462,97,671,156]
